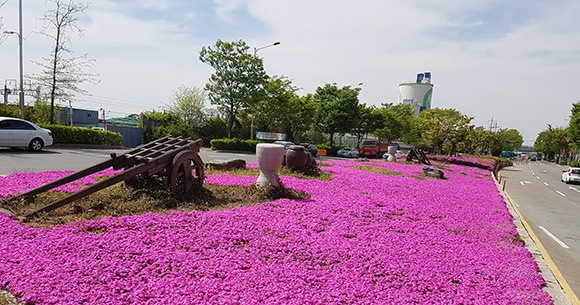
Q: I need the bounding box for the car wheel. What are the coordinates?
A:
[28,138,44,151]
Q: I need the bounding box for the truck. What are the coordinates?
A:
[359,138,390,158]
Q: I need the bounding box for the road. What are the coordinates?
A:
[501,161,580,302]
[0,147,259,176]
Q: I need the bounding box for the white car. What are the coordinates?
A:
[272,141,295,151]
[0,116,54,151]
[561,167,580,184]
[337,147,359,158]
[382,150,406,159]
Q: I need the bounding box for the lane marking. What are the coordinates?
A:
[536,176,541,180]
[539,226,570,249]
[556,191,566,197]
[569,186,580,193]
[543,182,549,186]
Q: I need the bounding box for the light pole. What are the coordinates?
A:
[4,0,24,119]
[254,41,281,57]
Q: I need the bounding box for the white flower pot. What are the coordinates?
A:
[256,143,285,187]
[387,145,398,162]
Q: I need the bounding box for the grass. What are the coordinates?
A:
[3,166,330,228]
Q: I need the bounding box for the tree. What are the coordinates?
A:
[374,103,415,142]
[534,124,569,161]
[352,104,382,145]
[33,0,98,124]
[166,86,206,139]
[199,39,268,138]
[250,75,296,133]
[567,101,580,149]
[417,108,473,155]
[313,84,360,146]
[279,94,317,142]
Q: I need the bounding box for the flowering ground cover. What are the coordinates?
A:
[0,159,552,304]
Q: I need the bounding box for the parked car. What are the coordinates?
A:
[561,167,580,184]
[272,141,295,151]
[300,143,318,157]
[382,150,406,159]
[0,116,53,151]
[337,147,359,158]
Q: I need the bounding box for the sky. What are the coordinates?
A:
[1,0,579,146]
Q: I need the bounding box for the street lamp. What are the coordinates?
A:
[4,0,24,119]
[254,41,281,57]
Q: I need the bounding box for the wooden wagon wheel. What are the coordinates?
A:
[168,150,205,194]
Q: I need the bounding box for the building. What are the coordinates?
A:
[56,107,99,127]
[399,72,434,116]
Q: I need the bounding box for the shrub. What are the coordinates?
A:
[316,144,343,157]
[39,124,122,146]
[569,160,580,167]
[210,138,262,152]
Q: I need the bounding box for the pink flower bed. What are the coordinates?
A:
[0,160,551,304]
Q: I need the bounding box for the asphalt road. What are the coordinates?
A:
[0,146,261,176]
[501,161,580,302]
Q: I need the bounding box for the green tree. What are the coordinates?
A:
[279,94,317,142]
[417,108,473,155]
[165,86,206,139]
[534,124,569,160]
[251,76,296,133]
[33,0,98,124]
[567,101,580,149]
[313,84,360,146]
[374,103,415,142]
[199,39,268,138]
[352,104,383,145]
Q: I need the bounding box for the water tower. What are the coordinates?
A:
[399,72,434,116]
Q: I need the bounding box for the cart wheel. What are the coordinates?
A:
[168,150,205,194]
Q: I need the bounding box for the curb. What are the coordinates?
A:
[50,144,126,150]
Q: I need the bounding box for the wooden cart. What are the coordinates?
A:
[5,136,204,218]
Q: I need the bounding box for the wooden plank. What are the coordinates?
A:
[7,158,119,201]
[25,161,157,218]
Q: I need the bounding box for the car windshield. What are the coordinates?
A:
[571,169,580,175]
[361,141,376,146]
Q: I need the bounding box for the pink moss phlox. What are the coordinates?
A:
[0,160,552,304]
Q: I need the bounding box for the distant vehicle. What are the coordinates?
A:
[500,150,516,159]
[382,150,406,159]
[300,143,318,157]
[0,116,53,151]
[359,139,389,158]
[337,147,359,158]
[561,167,580,184]
[272,141,295,151]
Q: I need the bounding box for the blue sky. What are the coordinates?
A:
[1,0,579,145]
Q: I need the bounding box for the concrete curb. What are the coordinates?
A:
[50,144,126,150]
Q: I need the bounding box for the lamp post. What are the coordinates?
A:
[253,41,281,57]
[4,0,24,119]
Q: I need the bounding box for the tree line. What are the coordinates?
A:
[534,102,580,163]
[142,39,523,156]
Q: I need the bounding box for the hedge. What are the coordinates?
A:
[40,124,123,146]
[210,138,263,152]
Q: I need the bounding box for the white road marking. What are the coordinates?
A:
[539,226,570,249]
[543,182,549,186]
[556,191,566,197]
[520,181,532,186]
[536,176,541,180]
[568,186,580,193]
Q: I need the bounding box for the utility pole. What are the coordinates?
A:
[69,100,73,126]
